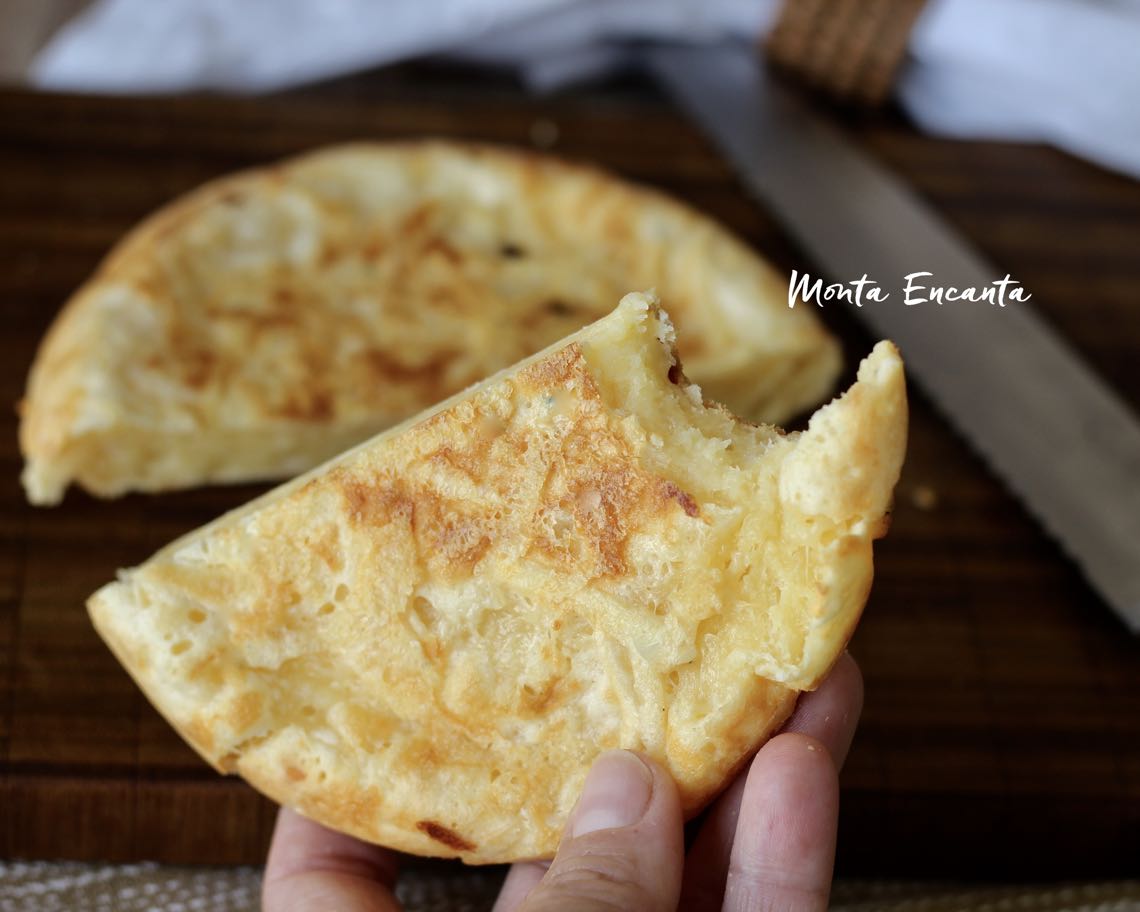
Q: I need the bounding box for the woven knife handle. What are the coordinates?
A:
[765,0,928,105]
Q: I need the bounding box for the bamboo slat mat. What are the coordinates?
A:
[2,65,1137,878]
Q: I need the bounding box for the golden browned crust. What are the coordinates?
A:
[20,142,840,505]
[87,294,904,863]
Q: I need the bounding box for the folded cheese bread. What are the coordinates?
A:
[20,142,840,504]
[88,293,906,863]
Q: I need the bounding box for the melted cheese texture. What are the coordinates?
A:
[21,142,839,504]
[88,294,905,863]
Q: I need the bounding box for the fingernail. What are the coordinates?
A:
[570,750,653,838]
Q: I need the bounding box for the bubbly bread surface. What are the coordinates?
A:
[20,142,840,504]
[88,293,906,863]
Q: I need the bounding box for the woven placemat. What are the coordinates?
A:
[764,0,929,104]
[2,862,1139,911]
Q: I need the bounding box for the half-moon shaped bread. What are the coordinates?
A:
[88,292,906,863]
[20,142,840,504]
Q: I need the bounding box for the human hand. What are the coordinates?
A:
[262,652,863,912]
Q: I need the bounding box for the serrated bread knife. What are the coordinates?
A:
[646,41,1140,631]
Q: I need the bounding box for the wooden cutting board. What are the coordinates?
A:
[1,65,1137,878]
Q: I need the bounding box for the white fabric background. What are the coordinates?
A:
[30,1,1140,177]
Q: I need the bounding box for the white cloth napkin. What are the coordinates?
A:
[30,0,1140,180]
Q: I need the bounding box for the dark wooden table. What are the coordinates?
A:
[1,65,1137,879]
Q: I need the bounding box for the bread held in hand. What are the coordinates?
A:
[89,292,906,863]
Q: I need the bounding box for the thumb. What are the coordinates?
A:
[516,750,684,912]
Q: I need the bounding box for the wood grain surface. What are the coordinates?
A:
[1,65,1137,878]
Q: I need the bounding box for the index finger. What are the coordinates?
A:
[262,807,404,912]
[679,652,863,910]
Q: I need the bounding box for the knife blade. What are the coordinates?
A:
[646,41,1140,631]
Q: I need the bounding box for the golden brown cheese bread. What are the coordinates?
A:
[88,293,906,864]
[20,142,840,505]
